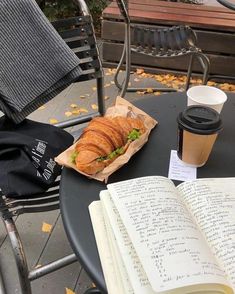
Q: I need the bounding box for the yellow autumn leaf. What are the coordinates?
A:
[108,68,116,74]
[42,222,52,233]
[154,91,161,96]
[104,96,110,100]
[65,111,72,117]
[80,95,86,99]
[91,104,98,110]
[104,83,111,88]
[92,87,97,91]
[65,288,75,294]
[136,68,144,75]
[70,103,78,108]
[71,109,80,115]
[146,88,154,93]
[49,118,58,124]
[136,91,145,95]
[79,108,88,113]
[38,105,45,110]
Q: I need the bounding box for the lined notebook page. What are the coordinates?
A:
[178,178,235,291]
[89,201,123,294]
[101,190,155,294]
[102,201,134,294]
[107,176,231,293]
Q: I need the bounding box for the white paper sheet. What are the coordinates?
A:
[168,150,197,182]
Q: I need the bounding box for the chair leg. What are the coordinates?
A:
[196,52,210,85]
[0,262,6,294]
[3,218,32,294]
[96,76,105,116]
[114,21,131,98]
[114,42,127,91]
[185,54,194,91]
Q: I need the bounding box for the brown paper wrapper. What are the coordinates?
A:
[55,97,158,182]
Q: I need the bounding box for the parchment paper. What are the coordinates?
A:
[55,97,158,182]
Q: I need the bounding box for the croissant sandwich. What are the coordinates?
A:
[71,116,146,175]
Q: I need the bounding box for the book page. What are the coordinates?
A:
[178,178,235,290]
[100,190,155,294]
[89,201,124,294]
[102,202,134,294]
[107,176,232,293]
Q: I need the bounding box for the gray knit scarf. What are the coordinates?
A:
[0,0,82,123]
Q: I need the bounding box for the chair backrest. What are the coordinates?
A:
[51,0,105,128]
[52,2,103,82]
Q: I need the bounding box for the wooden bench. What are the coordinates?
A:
[101,0,235,78]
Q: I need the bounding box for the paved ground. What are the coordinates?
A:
[0,66,234,294]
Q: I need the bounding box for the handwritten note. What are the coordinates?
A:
[107,176,229,293]
[168,150,197,182]
[101,190,155,294]
[178,178,235,290]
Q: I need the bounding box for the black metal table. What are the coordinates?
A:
[60,92,235,293]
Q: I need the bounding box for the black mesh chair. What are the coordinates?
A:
[114,0,210,97]
[0,0,104,293]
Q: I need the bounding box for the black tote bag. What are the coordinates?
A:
[0,117,73,198]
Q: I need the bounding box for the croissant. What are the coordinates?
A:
[71,116,146,174]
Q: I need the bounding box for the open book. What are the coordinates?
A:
[89,176,235,294]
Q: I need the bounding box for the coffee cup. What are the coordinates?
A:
[187,85,227,113]
[177,106,223,167]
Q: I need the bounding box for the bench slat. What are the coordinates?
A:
[104,7,235,31]
[108,0,232,13]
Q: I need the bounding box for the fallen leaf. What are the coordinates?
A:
[110,81,115,84]
[146,88,154,93]
[207,81,217,86]
[70,104,78,108]
[42,222,52,233]
[134,78,140,82]
[154,91,161,96]
[79,108,88,113]
[92,87,97,91]
[104,96,110,100]
[49,118,58,124]
[105,72,112,76]
[136,68,144,75]
[65,288,75,294]
[71,109,80,115]
[91,104,98,110]
[108,68,116,74]
[65,111,72,117]
[80,95,86,99]
[92,283,96,287]
[38,105,45,110]
[104,83,111,88]
[136,91,145,95]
